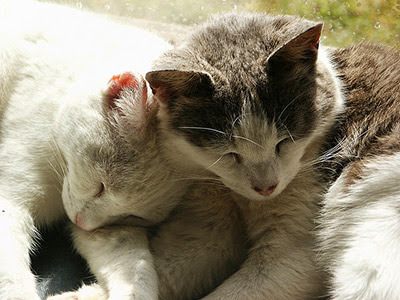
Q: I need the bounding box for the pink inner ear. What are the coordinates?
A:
[106,72,147,111]
[310,31,321,50]
[108,72,139,96]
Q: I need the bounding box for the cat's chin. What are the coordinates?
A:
[229,186,282,202]
[74,213,155,231]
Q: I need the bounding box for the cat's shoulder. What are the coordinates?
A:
[331,43,400,82]
[330,43,400,111]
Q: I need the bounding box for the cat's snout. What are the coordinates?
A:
[253,184,277,196]
[75,212,85,229]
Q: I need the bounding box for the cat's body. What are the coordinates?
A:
[146,13,344,299]
[0,1,187,299]
[318,44,400,299]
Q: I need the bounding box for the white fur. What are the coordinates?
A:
[0,1,186,299]
[319,152,400,300]
[49,183,247,300]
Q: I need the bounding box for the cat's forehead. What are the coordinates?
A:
[75,139,142,188]
[190,13,311,68]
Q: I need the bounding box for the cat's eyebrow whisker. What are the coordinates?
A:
[231,112,250,129]
[205,154,225,170]
[277,90,308,121]
[179,126,227,136]
[231,114,243,129]
[232,135,265,149]
[282,124,296,143]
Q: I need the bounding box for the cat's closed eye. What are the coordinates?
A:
[94,182,105,198]
[227,152,242,164]
[275,138,291,155]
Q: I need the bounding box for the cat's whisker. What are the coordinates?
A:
[179,126,227,136]
[164,167,220,180]
[277,90,310,122]
[205,154,225,170]
[48,137,68,178]
[165,175,223,184]
[316,117,389,169]
[192,182,226,189]
[230,112,251,131]
[232,135,265,149]
[155,168,223,184]
[158,177,222,184]
[46,158,63,181]
[282,124,296,143]
[231,114,244,129]
[46,140,68,181]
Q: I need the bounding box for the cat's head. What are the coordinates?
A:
[146,13,343,201]
[56,72,181,231]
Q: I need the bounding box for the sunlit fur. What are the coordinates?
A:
[150,14,343,202]
[318,43,400,299]
[0,1,183,299]
[147,12,345,299]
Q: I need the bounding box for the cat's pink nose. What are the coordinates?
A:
[75,212,85,229]
[254,184,277,196]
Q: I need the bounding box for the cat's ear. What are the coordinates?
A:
[145,70,214,104]
[105,72,147,112]
[268,23,323,63]
[104,72,156,136]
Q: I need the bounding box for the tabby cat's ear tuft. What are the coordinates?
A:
[269,23,323,63]
[145,70,214,104]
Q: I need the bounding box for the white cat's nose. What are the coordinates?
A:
[253,184,277,196]
[75,212,95,231]
[75,212,86,229]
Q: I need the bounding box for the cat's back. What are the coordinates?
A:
[333,44,399,111]
[324,44,400,178]
[0,0,169,130]
[0,0,169,106]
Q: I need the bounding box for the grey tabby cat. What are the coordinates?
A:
[146,12,341,299]
[147,12,400,300]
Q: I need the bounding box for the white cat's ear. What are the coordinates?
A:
[145,70,214,104]
[268,23,323,63]
[104,72,155,136]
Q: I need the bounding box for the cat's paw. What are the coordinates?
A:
[47,284,107,300]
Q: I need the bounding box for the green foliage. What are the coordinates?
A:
[247,0,399,47]
[45,0,399,47]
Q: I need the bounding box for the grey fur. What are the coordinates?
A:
[147,12,344,299]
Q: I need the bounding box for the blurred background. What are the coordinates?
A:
[42,0,399,47]
[42,0,400,48]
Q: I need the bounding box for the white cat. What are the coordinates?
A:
[0,1,187,299]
